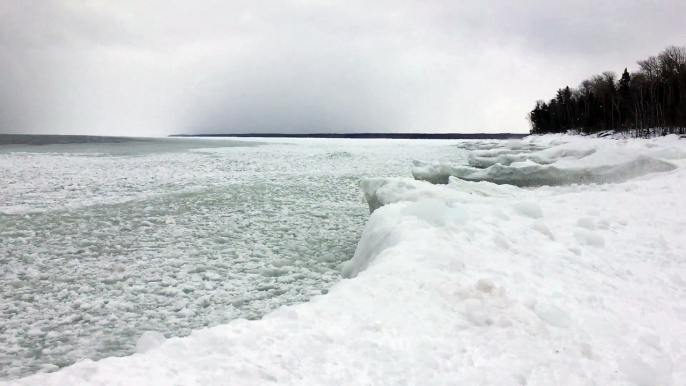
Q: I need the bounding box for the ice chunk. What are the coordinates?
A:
[493,234,510,249]
[401,198,449,227]
[135,331,167,354]
[447,177,519,197]
[360,177,480,214]
[574,230,605,248]
[504,140,526,150]
[411,160,476,185]
[341,204,404,278]
[509,159,541,168]
[513,202,543,219]
[475,279,495,294]
[466,146,595,169]
[670,273,685,287]
[532,221,554,240]
[639,332,661,349]
[457,156,677,187]
[533,303,573,328]
[576,217,596,230]
[648,146,686,160]
[492,208,511,220]
[361,178,419,214]
[619,356,658,385]
[342,196,470,279]
[464,298,492,326]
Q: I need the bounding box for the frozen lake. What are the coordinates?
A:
[0,136,469,380]
[5,135,686,385]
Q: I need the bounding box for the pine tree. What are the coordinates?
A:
[618,68,632,128]
[527,46,686,136]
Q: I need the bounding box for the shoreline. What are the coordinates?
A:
[169,133,528,140]
[5,134,686,385]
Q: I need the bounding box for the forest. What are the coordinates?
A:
[529,46,686,136]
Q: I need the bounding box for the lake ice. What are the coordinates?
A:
[3,135,686,385]
[0,137,466,380]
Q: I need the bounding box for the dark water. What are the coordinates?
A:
[0,135,261,156]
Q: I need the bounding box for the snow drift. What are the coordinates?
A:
[460,155,676,187]
[410,160,477,185]
[414,135,682,187]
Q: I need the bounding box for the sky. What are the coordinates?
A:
[1,1,684,136]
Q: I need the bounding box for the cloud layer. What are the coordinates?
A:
[1,0,684,136]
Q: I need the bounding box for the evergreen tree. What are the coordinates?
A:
[618,68,632,128]
[528,46,686,136]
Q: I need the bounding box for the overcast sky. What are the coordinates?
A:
[1,1,684,136]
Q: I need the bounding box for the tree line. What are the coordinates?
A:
[529,46,686,136]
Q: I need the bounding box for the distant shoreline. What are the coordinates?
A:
[170,133,528,140]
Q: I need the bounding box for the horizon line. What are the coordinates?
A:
[170,133,529,139]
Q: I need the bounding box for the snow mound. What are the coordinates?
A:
[361,176,516,214]
[411,160,476,184]
[467,147,596,169]
[417,135,680,188]
[459,155,676,187]
[361,178,420,214]
[647,146,686,160]
[360,178,466,214]
[343,197,469,279]
[341,203,405,278]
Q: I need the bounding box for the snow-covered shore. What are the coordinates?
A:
[6,135,686,385]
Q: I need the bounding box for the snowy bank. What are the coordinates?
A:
[409,160,477,185]
[6,136,686,385]
[413,134,685,187]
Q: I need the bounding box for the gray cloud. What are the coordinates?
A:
[1,0,684,136]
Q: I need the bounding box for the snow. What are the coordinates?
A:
[135,332,166,354]
[4,135,686,385]
[461,155,677,187]
[573,230,606,248]
[532,303,574,328]
[620,356,661,385]
[412,134,681,188]
[411,160,476,184]
[577,217,597,230]
[513,201,544,219]
[466,146,595,169]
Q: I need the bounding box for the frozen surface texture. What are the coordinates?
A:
[411,160,476,184]
[0,137,464,380]
[413,134,682,187]
[4,135,686,385]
